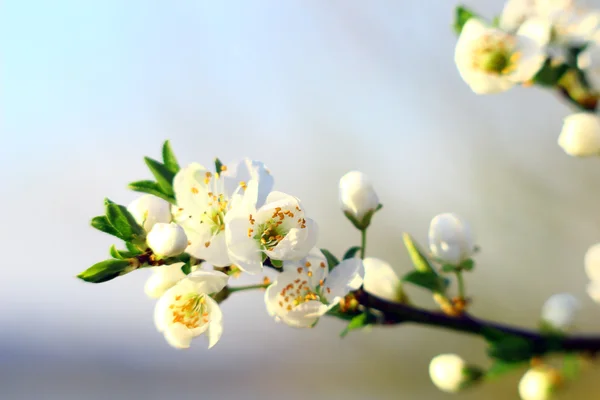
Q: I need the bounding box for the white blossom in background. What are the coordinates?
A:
[362,257,403,302]
[518,366,561,400]
[429,354,469,393]
[127,194,172,232]
[338,171,380,223]
[557,113,600,157]
[584,243,600,302]
[265,251,364,328]
[429,213,475,266]
[578,39,600,93]
[145,261,203,299]
[146,222,188,258]
[455,18,548,94]
[225,184,318,274]
[172,160,273,267]
[541,293,580,330]
[154,270,229,349]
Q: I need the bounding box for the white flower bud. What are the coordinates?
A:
[584,243,600,282]
[127,194,172,232]
[339,171,380,222]
[518,366,560,400]
[362,257,404,302]
[541,293,580,330]
[147,223,188,258]
[428,213,474,266]
[429,354,471,393]
[558,113,600,157]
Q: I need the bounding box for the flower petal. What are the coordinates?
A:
[204,296,224,348]
[185,270,229,294]
[163,323,194,349]
[145,262,187,299]
[362,257,402,302]
[324,258,364,304]
[283,301,329,328]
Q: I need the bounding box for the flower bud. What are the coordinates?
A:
[127,194,172,232]
[541,293,580,331]
[362,257,405,302]
[518,366,561,400]
[145,262,187,298]
[558,113,600,157]
[428,213,474,266]
[147,223,188,258]
[429,354,482,393]
[339,171,380,228]
[584,242,600,282]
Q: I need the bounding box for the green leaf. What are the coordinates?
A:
[343,246,361,260]
[402,233,436,274]
[402,270,447,293]
[453,6,478,35]
[320,249,340,271]
[105,203,145,242]
[109,244,140,260]
[144,157,175,196]
[161,140,180,173]
[486,335,534,363]
[340,312,371,338]
[485,360,525,380]
[91,216,120,237]
[533,59,570,87]
[270,259,283,268]
[128,180,176,204]
[126,241,145,254]
[77,259,135,283]
[214,158,224,174]
[181,262,192,275]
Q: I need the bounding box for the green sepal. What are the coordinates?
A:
[144,157,175,196]
[459,366,485,390]
[270,259,283,268]
[214,158,224,174]
[485,360,527,380]
[128,180,176,204]
[441,264,456,273]
[105,202,145,242]
[343,204,383,231]
[402,270,448,293]
[161,140,180,173]
[460,258,475,271]
[326,304,362,321]
[340,312,373,338]
[320,249,340,271]
[181,262,192,275]
[343,246,361,260]
[109,244,140,259]
[533,59,570,87]
[91,216,120,237]
[453,5,478,35]
[77,259,135,283]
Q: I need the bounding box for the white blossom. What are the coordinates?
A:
[541,293,580,330]
[362,257,403,302]
[558,112,600,157]
[518,366,560,400]
[578,41,600,93]
[146,222,188,258]
[127,194,171,232]
[429,354,468,393]
[264,251,364,328]
[154,270,229,349]
[428,213,474,266]
[338,171,380,223]
[455,18,548,94]
[145,262,203,299]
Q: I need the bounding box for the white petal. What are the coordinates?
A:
[127,194,172,232]
[163,323,194,349]
[154,290,173,333]
[204,296,224,348]
[362,257,402,302]
[200,233,231,267]
[282,301,328,328]
[222,159,274,207]
[508,34,546,83]
[324,258,365,304]
[516,17,551,47]
[586,281,600,303]
[185,270,229,294]
[173,163,210,215]
[144,262,186,299]
[266,218,319,261]
[225,216,263,274]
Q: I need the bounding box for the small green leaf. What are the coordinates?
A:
[533,59,570,87]
[105,203,145,242]
[326,304,362,321]
[214,158,224,174]
[161,140,180,173]
[270,259,283,268]
[320,249,340,271]
[441,264,457,273]
[453,6,478,35]
[343,246,361,260]
[144,157,175,196]
[104,197,115,206]
[109,244,140,260]
[77,259,135,283]
[402,270,447,293]
[340,312,371,338]
[128,180,176,203]
[126,241,145,254]
[460,259,475,271]
[487,335,534,363]
[402,233,436,274]
[91,216,120,237]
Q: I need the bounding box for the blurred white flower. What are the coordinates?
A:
[584,243,600,302]
[518,366,560,400]
[429,354,468,393]
[264,252,364,328]
[127,194,171,232]
[147,222,188,258]
[455,18,548,94]
[145,261,204,299]
[541,293,580,330]
[362,257,403,302]
[338,171,380,224]
[225,187,318,274]
[154,270,229,349]
[578,41,600,93]
[428,213,474,266]
[558,112,600,157]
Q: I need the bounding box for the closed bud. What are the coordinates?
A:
[558,113,600,157]
[339,171,380,229]
[518,366,561,400]
[429,354,482,393]
[541,293,580,331]
[147,223,188,258]
[428,213,474,266]
[362,257,406,303]
[127,194,172,232]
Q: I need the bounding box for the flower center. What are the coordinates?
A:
[472,34,520,75]
[169,293,209,329]
[247,206,307,251]
[277,278,321,311]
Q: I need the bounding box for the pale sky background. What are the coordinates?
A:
[3,0,600,399]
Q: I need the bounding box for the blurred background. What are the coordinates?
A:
[3,0,600,398]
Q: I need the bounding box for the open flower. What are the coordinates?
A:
[455,18,548,94]
[558,113,600,157]
[225,188,318,274]
[173,160,273,267]
[362,257,404,302]
[264,251,364,328]
[428,213,475,266]
[127,194,172,232]
[154,270,229,349]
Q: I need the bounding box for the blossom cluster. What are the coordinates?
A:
[455,0,600,158]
